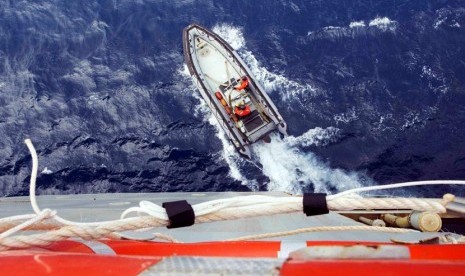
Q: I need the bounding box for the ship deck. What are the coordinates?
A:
[1,192,446,244]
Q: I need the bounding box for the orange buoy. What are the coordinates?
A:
[215,91,223,100]
[214,91,234,116]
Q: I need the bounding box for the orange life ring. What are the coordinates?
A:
[43,239,465,261]
[4,240,465,276]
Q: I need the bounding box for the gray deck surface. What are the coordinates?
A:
[244,113,264,132]
[1,192,444,243]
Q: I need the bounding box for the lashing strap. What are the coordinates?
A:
[303,193,329,216]
[162,200,195,229]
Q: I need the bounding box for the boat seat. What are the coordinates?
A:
[219,78,237,93]
[231,93,246,102]
[196,39,207,49]
[244,112,264,132]
[242,110,260,124]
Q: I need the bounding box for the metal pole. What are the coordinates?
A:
[358,216,386,227]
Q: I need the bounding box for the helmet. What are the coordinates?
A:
[237,100,245,109]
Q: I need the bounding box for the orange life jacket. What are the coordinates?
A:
[234,77,249,90]
[234,105,251,117]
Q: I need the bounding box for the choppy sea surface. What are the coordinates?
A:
[1,0,464,197]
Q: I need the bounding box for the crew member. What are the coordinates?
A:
[234,76,249,91]
[234,100,251,117]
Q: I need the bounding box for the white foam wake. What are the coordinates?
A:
[212,24,245,50]
[368,17,398,32]
[252,132,368,194]
[285,127,341,147]
[349,21,366,28]
[308,16,398,42]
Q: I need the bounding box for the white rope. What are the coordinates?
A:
[25,139,41,214]
[152,233,181,243]
[329,197,446,213]
[25,139,136,227]
[439,235,465,244]
[226,225,417,241]
[0,209,55,240]
[328,180,465,200]
[0,214,39,229]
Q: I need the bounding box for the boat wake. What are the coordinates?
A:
[251,132,370,194]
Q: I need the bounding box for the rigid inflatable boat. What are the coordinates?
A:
[183,24,287,158]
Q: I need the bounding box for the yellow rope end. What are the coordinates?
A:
[442,193,455,205]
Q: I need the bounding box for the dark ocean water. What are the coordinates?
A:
[1,0,465,197]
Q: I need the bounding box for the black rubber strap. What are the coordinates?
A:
[162,200,195,229]
[303,193,329,216]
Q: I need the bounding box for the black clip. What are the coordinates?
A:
[162,200,195,229]
[303,193,329,216]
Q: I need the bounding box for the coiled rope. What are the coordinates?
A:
[0,139,464,250]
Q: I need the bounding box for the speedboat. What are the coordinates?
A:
[183,24,287,158]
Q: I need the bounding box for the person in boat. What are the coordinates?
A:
[234,100,251,117]
[234,76,249,91]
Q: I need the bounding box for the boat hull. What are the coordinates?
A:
[183,24,287,158]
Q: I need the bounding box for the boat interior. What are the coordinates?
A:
[194,36,269,135]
